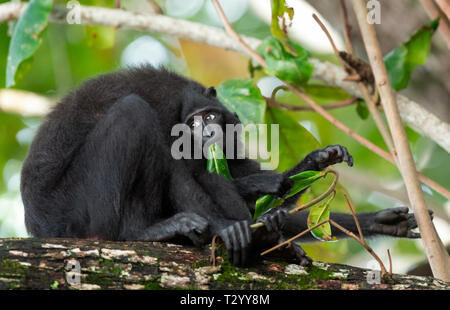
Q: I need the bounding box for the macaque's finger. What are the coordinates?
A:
[186,231,204,246]
[341,145,354,167]
[235,222,246,266]
[292,243,312,266]
[372,223,397,236]
[407,231,421,239]
[192,217,209,235]
[229,225,241,265]
[376,209,407,224]
[393,206,409,215]
[407,215,418,229]
[262,216,274,232]
[237,221,251,266]
[220,228,233,264]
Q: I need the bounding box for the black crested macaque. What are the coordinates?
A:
[21,67,426,266]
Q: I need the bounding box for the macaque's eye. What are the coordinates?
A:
[190,118,202,129]
[205,113,216,122]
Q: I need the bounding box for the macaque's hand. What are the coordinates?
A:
[173,212,210,246]
[218,220,252,266]
[369,207,433,238]
[273,236,313,267]
[256,208,289,232]
[307,145,353,170]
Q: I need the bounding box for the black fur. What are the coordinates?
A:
[21,66,424,266]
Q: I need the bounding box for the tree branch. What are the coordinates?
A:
[0,2,448,153]
[351,0,450,282]
[420,0,450,50]
[0,89,54,116]
[2,237,448,290]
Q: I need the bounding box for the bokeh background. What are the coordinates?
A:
[0,0,449,275]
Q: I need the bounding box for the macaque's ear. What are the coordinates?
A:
[204,86,217,97]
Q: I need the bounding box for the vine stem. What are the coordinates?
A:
[351,0,450,282]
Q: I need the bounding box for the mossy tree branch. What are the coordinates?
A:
[1,238,449,290]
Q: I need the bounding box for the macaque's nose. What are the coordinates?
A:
[203,122,215,138]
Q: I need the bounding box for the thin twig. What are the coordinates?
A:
[339,0,353,54]
[352,0,450,282]
[265,96,358,111]
[329,219,387,277]
[147,0,163,14]
[435,0,450,21]
[210,235,218,267]
[387,249,393,275]
[420,0,450,50]
[270,85,288,100]
[211,0,266,67]
[260,219,330,256]
[342,191,364,243]
[341,188,390,276]
[312,14,342,62]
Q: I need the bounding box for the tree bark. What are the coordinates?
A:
[0,238,448,290]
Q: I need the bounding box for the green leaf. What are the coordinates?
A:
[253,170,324,220]
[286,170,324,198]
[307,195,337,242]
[216,79,266,126]
[270,0,297,56]
[253,195,284,220]
[356,99,369,120]
[206,143,232,180]
[85,26,116,49]
[50,281,59,290]
[384,18,439,91]
[256,36,314,85]
[265,106,320,172]
[6,0,53,87]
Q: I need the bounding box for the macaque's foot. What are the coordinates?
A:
[308,145,353,170]
[283,241,313,266]
[370,207,433,238]
[174,212,210,246]
[256,208,289,232]
[218,220,252,266]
